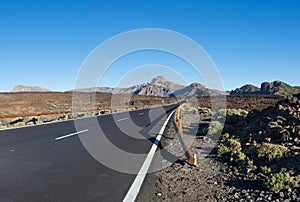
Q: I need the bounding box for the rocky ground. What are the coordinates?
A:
[149,94,300,202]
[0,92,175,128]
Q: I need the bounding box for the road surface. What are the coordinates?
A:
[0,104,178,202]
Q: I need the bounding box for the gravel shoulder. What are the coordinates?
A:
[142,95,300,202]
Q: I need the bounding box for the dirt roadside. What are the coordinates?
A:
[142,95,300,202]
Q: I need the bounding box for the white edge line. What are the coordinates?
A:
[122,109,176,202]
[54,129,89,141]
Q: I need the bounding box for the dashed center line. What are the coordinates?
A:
[117,117,128,122]
[54,129,89,141]
[138,113,144,116]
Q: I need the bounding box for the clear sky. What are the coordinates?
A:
[0,0,299,92]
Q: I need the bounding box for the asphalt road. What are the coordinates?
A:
[0,104,178,202]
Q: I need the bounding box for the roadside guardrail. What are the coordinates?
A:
[0,103,177,128]
[173,105,196,166]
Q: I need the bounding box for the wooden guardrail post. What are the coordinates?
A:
[65,113,69,120]
[174,105,196,166]
[37,115,41,124]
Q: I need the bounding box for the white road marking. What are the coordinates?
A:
[117,117,128,122]
[123,109,176,202]
[138,113,144,116]
[54,129,89,141]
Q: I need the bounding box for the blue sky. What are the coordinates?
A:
[0,0,299,92]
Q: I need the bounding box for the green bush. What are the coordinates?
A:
[218,138,245,163]
[226,109,248,116]
[237,151,246,161]
[211,109,226,121]
[263,172,300,191]
[238,109,248,116]
[227,139,242,153]
[218,145,231,155]
[218,139,241,154]
[247,159,253,166]
[0,125,8,129]
[198,107,211,117]
[225,109,248,125]
[205,121,223,135]
[232,151,246,164]
[225,114,242,124]
[221,133,230,140]
[260,166,272,175]
[258,143,288,161]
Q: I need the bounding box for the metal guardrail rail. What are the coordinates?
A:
[0,103,175,125]
[0,108,112,125]
[0,108,111,118]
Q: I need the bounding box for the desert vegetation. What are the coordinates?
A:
[208,94,300,192]
[163,94,300,201]
[0,92,177,129]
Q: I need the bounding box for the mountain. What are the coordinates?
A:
[70,76,230,97]
[70,76,184,97]
[231,81,300,96]
[172,82,229,98]
[11,85,50,92]
[171,82,209,97]
[132,76,184,97]
[230,84,260,95]
[260,81,300,96]
[68,86,137,94]
[10,79,299,97]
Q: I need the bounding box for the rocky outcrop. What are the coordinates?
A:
[197,95,281,111]
[231,81,300,96]
[230,84,260,95]
[245,93,300,147]
[172,82,228,98]
[260,81,300,96]
[133,76,184,97]
[152,94,300,202]
[11,85,50,92]
[171,82,209,97]
[70,76,185,97]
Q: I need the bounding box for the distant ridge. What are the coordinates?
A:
[230,84,260,95]
[231,81,300,96]
[11,79,299,97]
[132,76,185,97]
[69,76,185,97]
[260,81,300,96]
[11,85,50,93]
[171,82,208,97]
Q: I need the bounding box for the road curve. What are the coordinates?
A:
[0,104,178,202]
